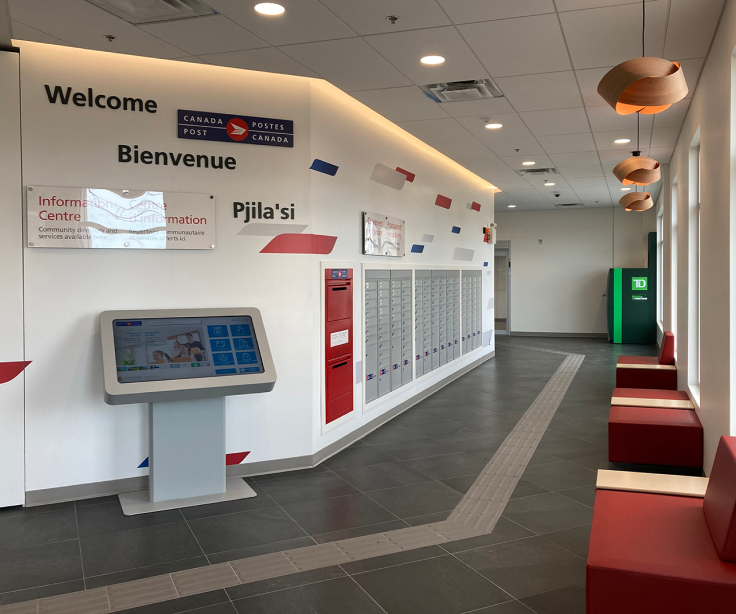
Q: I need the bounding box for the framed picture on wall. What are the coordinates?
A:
[363,211,406,257]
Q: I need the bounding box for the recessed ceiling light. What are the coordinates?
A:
[255,3,285,15]
[485,122,503,130]
[544,182,555,186]
[621,187,632,191]
[420,55,445,65]
[522,161,535,166]
[507,205,517,208]
[614,138,631,144]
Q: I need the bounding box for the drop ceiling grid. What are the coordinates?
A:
[7,0,726,210]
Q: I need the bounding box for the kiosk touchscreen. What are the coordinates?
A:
[99,308,276,515]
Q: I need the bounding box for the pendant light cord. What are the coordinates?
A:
[642,0,646,56]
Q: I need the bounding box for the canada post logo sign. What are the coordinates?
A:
[178,110,294,148]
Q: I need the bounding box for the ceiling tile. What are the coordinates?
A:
[575,67,609,107]
[11,20,71,46]
[364,26,489,85]
[593,129,652,151]
[503,189,552,205]
[396,118,475,143]
[560,1,669,70]
[649,147,675,163]
[653,98,690,129]
[199,48,319,78]
[457,155,515,174]
[598,149,638,165]
[559,166,604,178]
[520,108,589,136]
[351,86,450,122]
[206,0,356,46]
[440,97,515,117]
[651,126,681,149]
[537,132,596,154]
[8,0,184,58]
[280,38,412,91]
[456,113,533,140]
[664,0,725,59]
[483,136,546,157]
[458,14,571,77]
[437,0,555,24]
[677,57,706,99]
[434,140,497,160]
[565,176,608,188]
[140,15,267,56]
[586,105,654,132]
[501,155,555,170]
[557,0,659,10]
[549,151,601,167]
[542,188,580,203]
[481,171,536,190]
[319,0,451,35]
[496,72,583,111]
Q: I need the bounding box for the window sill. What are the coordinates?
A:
[688,384,701,411]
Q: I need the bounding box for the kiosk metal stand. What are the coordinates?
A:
[119,398,256,516]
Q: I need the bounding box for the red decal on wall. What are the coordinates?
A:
[435,195,452,209]
[0,361,31,384]
[396,167,415,182]
[260,234,337,254]
[226,452,251,466]
[471,202,481,212]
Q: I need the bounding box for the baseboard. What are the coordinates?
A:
[510,331,608,339]
[25,350,495,507]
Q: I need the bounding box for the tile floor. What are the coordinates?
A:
[0,338,660,613]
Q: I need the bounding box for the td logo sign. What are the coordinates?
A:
[632,277,648,290]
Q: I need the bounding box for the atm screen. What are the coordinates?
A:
[112,316,264,383]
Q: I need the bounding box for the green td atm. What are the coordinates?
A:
[607,232,657,344]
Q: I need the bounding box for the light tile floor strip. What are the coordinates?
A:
[0,343,582,614]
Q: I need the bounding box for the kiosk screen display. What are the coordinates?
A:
[113,316,264,383]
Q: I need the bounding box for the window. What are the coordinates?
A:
[671,176,678,350]
[688,135,701,388]
[657,207,664,327]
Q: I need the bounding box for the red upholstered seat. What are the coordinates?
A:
[608,406,703,467]
[587,489,736,614]
[615,332,678,389]
[704,437,736,562]
[612,387,690,401]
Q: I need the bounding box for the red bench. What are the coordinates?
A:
[609,405,703,468]
[611,387,693,410]
[616,331,677,390]
[588,436,736,614]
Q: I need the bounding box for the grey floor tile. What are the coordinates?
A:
[100,589,230,614]
[232,576,383,614]
[558,485,596,508]
[353,554,510,614]
[0,509,77,552]
[187,507,306,555]
[402,419,472,438]
[441,475,478,495]
[567,454,616,472]
[521,462,597,492]
[76,501,183,538]
[525,451,564,467]
[366,482,462,519]
[341,545,445,575]
[403,511,452,526]
[0,540,82,594]
[455,536,586,600]
[510,480,549,500]
[0,503,74,520]
[405,453,487,481]
[84,557,210,590]
[280,493,397,536]
[180,483,278,519]
[535,435,603,461]
[335,462,432,492]
[74,496,120,508]
[206,537,314,565]
[471,601,535,613]
[440,517,534,554]
[312,520,407,544]
[80,522,203,577]
[256,472,358,505]
[502,494,593,535]
[520,585,586,614]
[322,446,395,470]
[226,566,346,601]
[362,423,429,445]
[0,580,84,607]
[372,439,455,461]
[541,525,591,559]
[250,466,331,482]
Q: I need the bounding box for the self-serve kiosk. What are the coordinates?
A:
[100,308,276,516]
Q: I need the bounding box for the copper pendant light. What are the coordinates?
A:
[597,0,687,115]
[620,191,653,211]
[613,154,661,185]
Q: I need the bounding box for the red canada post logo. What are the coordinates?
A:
[226,118,249,141]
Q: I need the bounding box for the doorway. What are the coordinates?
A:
[495,241,511,335]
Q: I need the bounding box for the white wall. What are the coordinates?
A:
[4,42,494,499]
[660,0,736,472]
[495,207,655,335]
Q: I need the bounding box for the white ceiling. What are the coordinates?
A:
[7,0,726,211]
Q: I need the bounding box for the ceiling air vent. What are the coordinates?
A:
[554,202,585,209]
[86,0,215,24]
[421,79,504,103]
[515,167,560,177]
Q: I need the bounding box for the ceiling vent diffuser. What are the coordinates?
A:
[421,79,504,103]
[554,202,585,209]
[515,167,560,177]
[86,0,215,24]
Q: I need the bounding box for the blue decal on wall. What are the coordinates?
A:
[483,262,488,267]
[310,159,339,176]
[411,244,424,253]
[138,457,149,469]
[452,226,461,234]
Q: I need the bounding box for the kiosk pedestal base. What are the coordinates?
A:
[119,397,256,516]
